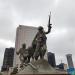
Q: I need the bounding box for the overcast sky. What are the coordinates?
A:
[0,0,75,69]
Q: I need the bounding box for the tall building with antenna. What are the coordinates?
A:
[66,54,74,69]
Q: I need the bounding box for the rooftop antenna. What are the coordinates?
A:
[61,60,62,63]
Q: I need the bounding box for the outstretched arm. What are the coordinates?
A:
[45,12,52,34]
[45,25,52,34]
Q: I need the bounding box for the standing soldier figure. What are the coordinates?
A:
[33,12,52,60]
[16,43,28,68]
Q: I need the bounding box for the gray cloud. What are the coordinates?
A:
[0,0,75,69]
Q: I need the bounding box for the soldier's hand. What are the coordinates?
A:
[48,24,52,29]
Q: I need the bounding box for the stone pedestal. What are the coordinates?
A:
[13,59,67,75]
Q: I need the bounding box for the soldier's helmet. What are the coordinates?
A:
[38,26,43,31]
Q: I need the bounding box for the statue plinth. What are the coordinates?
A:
[14,59,67,75]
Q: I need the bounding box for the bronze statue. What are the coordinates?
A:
[27,46,35,62]
[32,12,52,60]
[16,43,29,67]
[16,13,52,67]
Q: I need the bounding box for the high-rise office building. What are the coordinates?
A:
[13,25,37,67]
[1,48,15,71]
[47,52,56,67]
[66,54,74,69]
